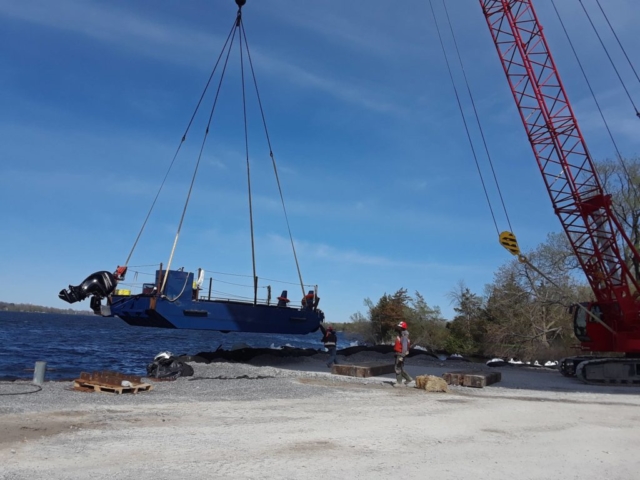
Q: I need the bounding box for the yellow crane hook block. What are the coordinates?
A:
[499,231,521,257]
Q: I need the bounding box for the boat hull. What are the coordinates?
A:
[106,270,324,334]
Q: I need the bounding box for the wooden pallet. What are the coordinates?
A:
[73,381,153,394]
[73,371,153,394]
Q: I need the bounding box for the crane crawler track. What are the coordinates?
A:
[576,358,640,385]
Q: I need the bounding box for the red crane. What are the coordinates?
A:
[480,0,640,384]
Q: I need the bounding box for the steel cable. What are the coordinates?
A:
[429,0,500,236]
[578,0,640,118]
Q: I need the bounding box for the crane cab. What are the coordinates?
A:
[570,302,599,343]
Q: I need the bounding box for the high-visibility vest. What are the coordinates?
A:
[394,336,410,353]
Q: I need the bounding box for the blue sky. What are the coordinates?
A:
[1,0,639,322]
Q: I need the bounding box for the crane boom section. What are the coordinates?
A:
[479,0,640,344]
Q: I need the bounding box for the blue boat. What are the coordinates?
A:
[58,0,325,334]
[109,270,323,334]
[59,268,324,334]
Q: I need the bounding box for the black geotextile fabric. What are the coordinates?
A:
[178,345,441,364]
[147,357,195,380]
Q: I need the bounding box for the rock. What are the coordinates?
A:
[415,375,449,393]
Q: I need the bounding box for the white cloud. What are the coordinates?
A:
[0,0,405,115]
[264,233,479,272]
[254,0,418,59]
[0,0,218,66]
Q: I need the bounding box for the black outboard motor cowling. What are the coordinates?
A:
[58,271,117,308]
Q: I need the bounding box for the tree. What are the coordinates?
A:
[483,235,589,360]
[595,156,640,280]
[445,281,485,355]
[405,292,448,350]
[350,289,448,347]
[368,288,410,343]
[346,310,377,344]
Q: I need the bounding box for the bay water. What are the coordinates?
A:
[0,311,353,380]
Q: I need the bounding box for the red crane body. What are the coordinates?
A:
[479,0,640,361]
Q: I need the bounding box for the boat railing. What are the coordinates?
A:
[113,282,307,309]
[113,269,316,310]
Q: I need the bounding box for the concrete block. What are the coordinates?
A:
[442,371,501,388]
[331,362,395,378]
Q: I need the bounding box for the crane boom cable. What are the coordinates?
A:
[238,12,258,306]
[240,21,306,300]
[429,0,500,236]
[162,16,239,293]
[442,0,513,233]
[577,0,640,118]
[595,0,640,89]
[124,18,238,267]
[551,0,638,203]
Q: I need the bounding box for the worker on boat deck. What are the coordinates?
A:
[302,290,317,310]
[394,321,413,386]
[319,324,338,368]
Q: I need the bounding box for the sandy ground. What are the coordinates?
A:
[1,353,639,480]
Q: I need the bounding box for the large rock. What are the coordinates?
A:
[415,375,449,393]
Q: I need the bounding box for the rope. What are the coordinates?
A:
[124,19,238,267]
[133,3,314,299]
[551,0,638,203]
[258,276,316,287]
[442,0,513,233]
[240,21,307,300]
[0,384,42,395]
[191,268,316,287]
[214,278,269,288]
[428,0,500,236]
[238,11,258,306]
[162,15,239,293]
[578,0,640,118]
[595,0,640,108]
[209,289,278,303]
[163,273,191,302]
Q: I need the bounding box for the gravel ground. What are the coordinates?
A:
[1,354,639,480]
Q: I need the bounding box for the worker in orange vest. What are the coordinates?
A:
[394,321,413,386]
[302,290,317,310]
[319,324,338,368]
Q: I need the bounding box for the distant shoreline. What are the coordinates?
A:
[0,302,92,315]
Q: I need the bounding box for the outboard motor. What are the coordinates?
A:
[59,271,118,314]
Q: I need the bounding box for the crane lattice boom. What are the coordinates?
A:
[480,0,640,353]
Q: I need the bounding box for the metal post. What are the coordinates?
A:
[208,277,212,301]
[33,361,46,385]
[254,276,258,306]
